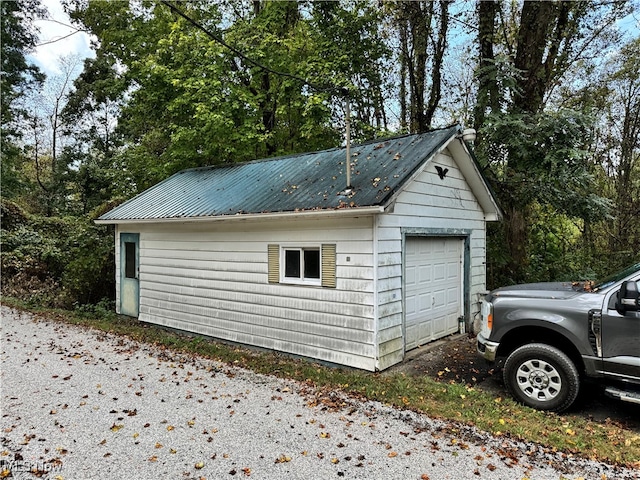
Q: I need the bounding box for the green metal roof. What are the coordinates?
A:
[98,125,463,222]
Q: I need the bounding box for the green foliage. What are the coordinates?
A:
[62,1,390,192]
[1,0,45,199]
[0,199,28,230]
[0,0,45,127]
[480,110,606,214]
[62,222,115,306]
[478,110,613,283]
[1,203,115,308]
[526,206,597,283]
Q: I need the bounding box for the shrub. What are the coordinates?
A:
[1,210,115,308]
[62,222,115,305]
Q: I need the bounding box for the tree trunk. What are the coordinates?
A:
[512,0,556,114]
[503,204,529,282]
[473,0,499,131]
[407,1,431,132]
[398,15,408,131]
[424,0,450,127]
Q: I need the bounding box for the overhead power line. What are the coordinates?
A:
[158,0,344,97]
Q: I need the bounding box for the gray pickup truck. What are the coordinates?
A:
[477,262,640,412]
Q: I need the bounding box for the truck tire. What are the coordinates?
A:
[503,343,580,412]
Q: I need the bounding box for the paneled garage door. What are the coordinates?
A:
[404,237,463,350]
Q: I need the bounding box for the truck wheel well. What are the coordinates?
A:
[496,327,585,373]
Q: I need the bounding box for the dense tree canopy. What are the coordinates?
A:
[1,0,639,307]
[1,0,45,197]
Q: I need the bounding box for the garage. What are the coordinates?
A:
[97,125,501,370]
[404,236,463,350]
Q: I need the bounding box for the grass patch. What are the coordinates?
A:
[3,298,639,468]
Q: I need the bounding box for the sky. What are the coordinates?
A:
[29,0,94,77]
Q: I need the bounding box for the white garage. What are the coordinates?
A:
[404,237,463,350]
[97,125,501,371]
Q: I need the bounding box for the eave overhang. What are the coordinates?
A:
[94,205,386,225]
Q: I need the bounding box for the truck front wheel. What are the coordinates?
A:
[503,343,580,412]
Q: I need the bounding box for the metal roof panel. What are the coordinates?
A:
[98,126,460,222]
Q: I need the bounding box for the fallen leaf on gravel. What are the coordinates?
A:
[421,475,430,480]
[148,456,157,462]
[167,425,174,431]
[194,461,205,469]
[275,455,291,463]
[388,452,398,458]
[241,467,251,476]
[110,423,123,432]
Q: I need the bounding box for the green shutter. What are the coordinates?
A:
[321,244,337,288]
[268,244,280,283]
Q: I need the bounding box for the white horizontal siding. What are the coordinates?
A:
[131,217,377,370]
[375,148,489,369]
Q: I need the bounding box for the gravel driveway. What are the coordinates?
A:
[1,307,636,480]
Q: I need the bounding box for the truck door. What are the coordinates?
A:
[600,282,640,381]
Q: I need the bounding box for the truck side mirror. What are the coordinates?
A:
[616,280,640,314]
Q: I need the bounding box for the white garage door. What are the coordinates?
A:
[404,237,463,351]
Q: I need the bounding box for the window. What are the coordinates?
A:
[283,248,320,282]
[268,244,336,288]
[124,241,137,279]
